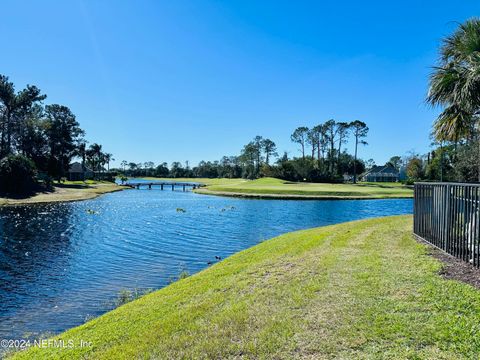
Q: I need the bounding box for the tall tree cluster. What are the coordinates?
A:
[290,119,368,182]
[0,75,112,193]
[239,135,278,179]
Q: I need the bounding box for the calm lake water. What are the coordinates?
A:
[0,185,412,339]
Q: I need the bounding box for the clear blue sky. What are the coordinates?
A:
[1,1,479,167]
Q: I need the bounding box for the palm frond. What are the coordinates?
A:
[433,104,474,142]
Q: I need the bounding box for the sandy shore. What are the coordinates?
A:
[0,183,129,206]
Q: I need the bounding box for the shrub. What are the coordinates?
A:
[113,288,153,308]
[178,270,190,280]
[454,141,480,182]
[0,154,37,195]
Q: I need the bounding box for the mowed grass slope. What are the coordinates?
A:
[190,177,413,199]
[12,216,480,359]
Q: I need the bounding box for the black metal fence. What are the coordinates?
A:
[414,182,480,266]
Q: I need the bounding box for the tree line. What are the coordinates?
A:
[118,119,369,183]
[0,74,113,194]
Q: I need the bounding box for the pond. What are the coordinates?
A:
[0,186,412,339]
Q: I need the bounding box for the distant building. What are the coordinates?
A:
[361,165,399,182]
[68,162,93,181]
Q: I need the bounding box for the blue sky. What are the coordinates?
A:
[1,1,479,167]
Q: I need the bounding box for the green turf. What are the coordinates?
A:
[11,215,480,359]
[146,177,413,199]
[192,177,412,199]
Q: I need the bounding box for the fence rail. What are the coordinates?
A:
[414,182,480,266]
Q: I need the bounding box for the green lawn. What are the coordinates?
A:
[61,180,115,186]
[12,215,480,359]
[0,181,125,206]
[178,177,413,199]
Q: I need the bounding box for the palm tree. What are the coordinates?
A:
[427,18,480,180]
[121,160,127,173]
[86,143,103,179]
[104,153,114,172]
[77,141,87,180]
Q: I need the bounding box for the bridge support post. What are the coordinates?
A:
[183,184,186,191]
[172,184,174,191]
[136,185,140,189]
[161,184,163,190]
[148,184,152,190]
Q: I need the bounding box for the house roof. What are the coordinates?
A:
[362,165,399,177]
[69,162,92,173]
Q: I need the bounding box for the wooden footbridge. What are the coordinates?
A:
[125,181,204,191]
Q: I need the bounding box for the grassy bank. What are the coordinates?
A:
[12,215,480,359]
[0,181,126,206]
[150,177,413,199]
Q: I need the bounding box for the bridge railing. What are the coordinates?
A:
[414,182,480,266]
[124,181,203,191]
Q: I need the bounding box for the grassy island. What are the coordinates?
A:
[12,215,480,359]
[0,181,126,206]
[150,177,413,199]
